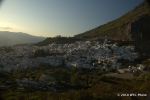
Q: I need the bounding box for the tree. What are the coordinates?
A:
[0,64,4,71]
[51,68,70,83]
[33,49,49,57]
[70,67,80,86]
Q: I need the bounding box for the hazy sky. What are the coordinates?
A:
[0,0,144,37]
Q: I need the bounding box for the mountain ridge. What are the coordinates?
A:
[38,0,150,55]
[0,31,45,46]
[75,0,150,41]
[39,1,150,46]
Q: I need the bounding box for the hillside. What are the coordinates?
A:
[37,36,82,46]
[39,1,150,45]
[37,1,150,55]
[0,31,45,46]
[75,1,150,41]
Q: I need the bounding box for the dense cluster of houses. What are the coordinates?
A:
[0,40,139,71]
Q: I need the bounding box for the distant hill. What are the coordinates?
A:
[0,31,45,46]
[75,0,150,41]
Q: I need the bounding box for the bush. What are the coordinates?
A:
[33,49,49,57]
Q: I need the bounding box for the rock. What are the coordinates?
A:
[131,15,150,56]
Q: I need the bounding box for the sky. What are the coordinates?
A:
[0,0,144,37]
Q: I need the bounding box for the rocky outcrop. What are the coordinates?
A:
[131,15,150,56]
[75,1,150,56]
[76,1,150,41]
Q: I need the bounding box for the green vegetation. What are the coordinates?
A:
[37,35,82,46]
[0,65,150,100]
[33,49,50,57]
[76,0,150,41]
[0,47,14,53]
[37,1,150,48]
[1,1,150,99]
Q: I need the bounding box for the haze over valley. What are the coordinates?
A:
[0,31,45,46]
[0,0,150,100]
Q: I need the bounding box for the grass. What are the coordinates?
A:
[0,65,150,100]
[76,1,150,41]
